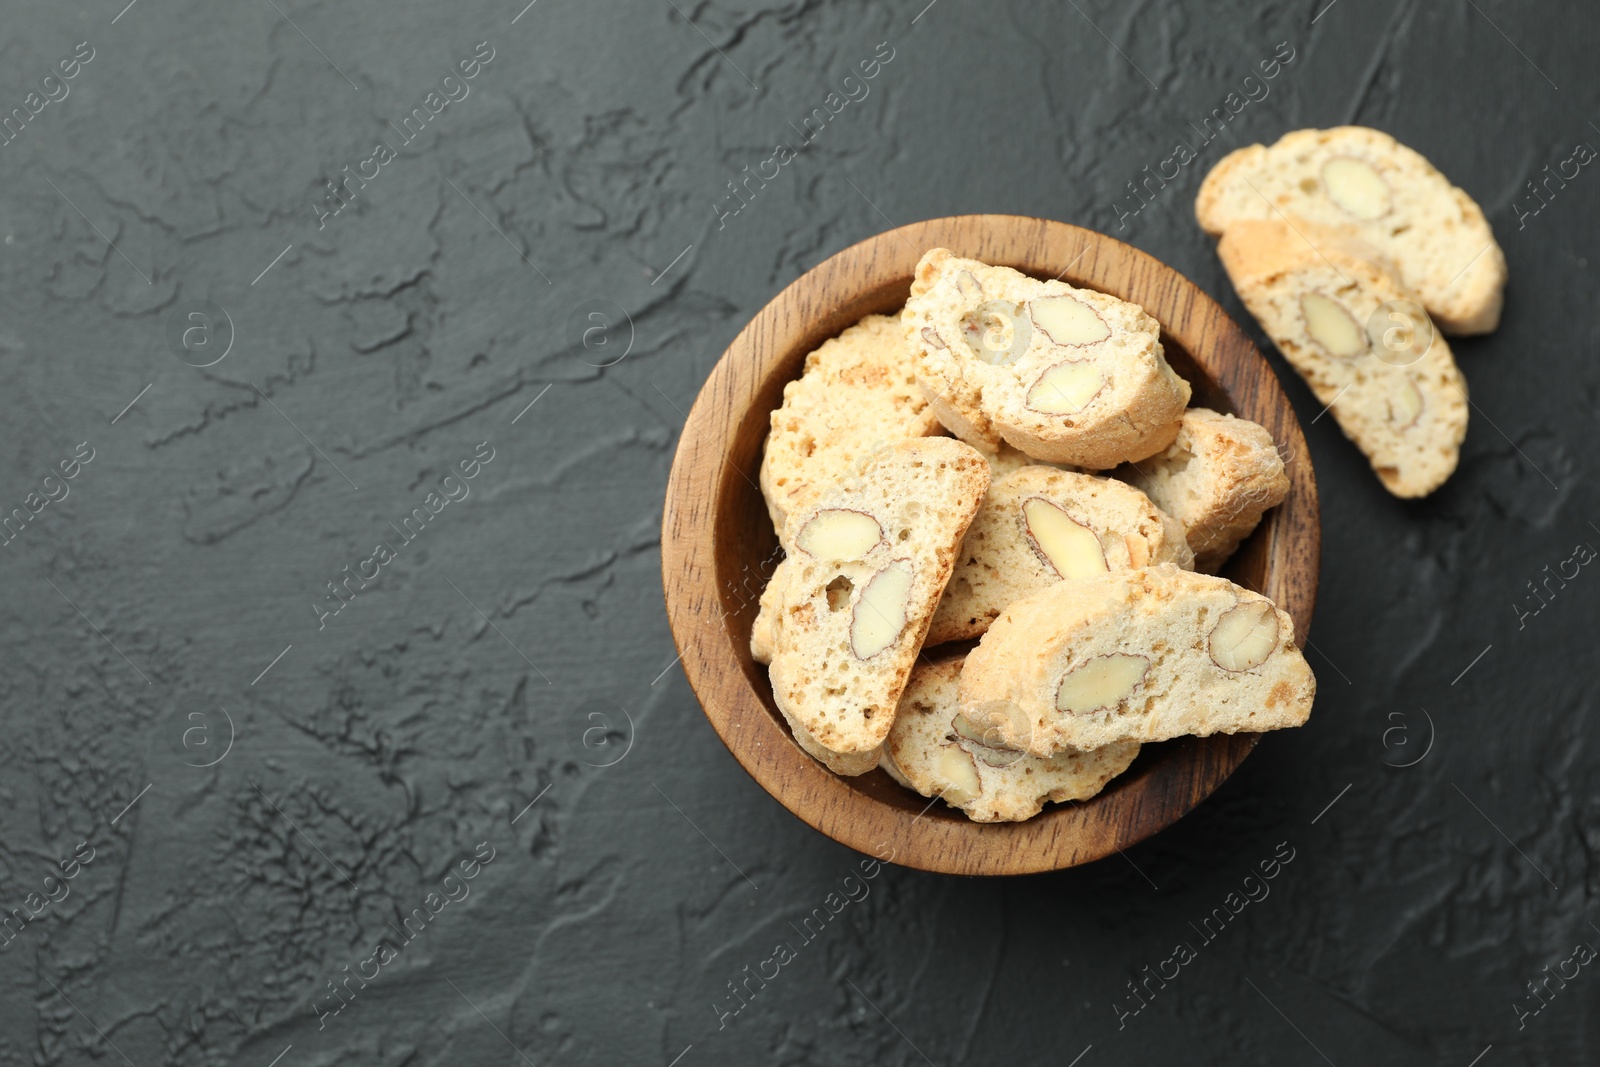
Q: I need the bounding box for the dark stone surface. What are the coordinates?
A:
[0,1,1595,1064]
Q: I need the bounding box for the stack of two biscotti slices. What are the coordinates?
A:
[1196,126,1509,498]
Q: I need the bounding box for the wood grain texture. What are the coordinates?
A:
[661,215,1320,876]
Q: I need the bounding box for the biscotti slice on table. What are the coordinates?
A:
[958,565,1314,756]
[903,249,1190,468]
[883,657,1141,823]
[1216,219,1467,498]
[1116,408,1289,572]
[926,466,1192,645]
[1195,125,1506,335]
[760,313,944,540]
[751,437,990,775]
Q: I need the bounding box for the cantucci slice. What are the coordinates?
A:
[927,466,1192,645]
[752,437,989,775]
[903,249,1190,469]
[1216,219,1467,498]
[1116,408,1289,571]
[760,313,943,540]
[883,657,1140,823]
[957,565,1315,756]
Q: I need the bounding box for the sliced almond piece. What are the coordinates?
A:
[936,745,982,802]
[1300,292,1367,359]
[1124,531,1150,569]
[1320,156,1392,219]
[955,270,983,300]
[849,560,913,659]
[965,698,1034,752]
[795,508,883,561]
[1021,497,1108,580]
[1026,360,1104,415]
[949,712,994,746]
[1030,295,1111,347]
[1389,378,1423,428]
[1056,653,1149,714]
[1207,600,1280,672]
[921,326,947,349]
[949,711,1019,755]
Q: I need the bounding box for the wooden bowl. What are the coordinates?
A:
[661,215,1319,876]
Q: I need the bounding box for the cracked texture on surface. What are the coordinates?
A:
[0,0,1595,1064]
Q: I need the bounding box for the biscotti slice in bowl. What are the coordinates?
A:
[927,466,1192,645]
[903,248,1190,468]
[1216,219,1468,498]
[958,565,1314,756]
[1195,125,1506,335]
[752,437,990,775]
[883,656,1141,823]
[760,313,944,540]
[1115,408,1289,572]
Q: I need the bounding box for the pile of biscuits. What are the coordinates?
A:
[751,246,1317,823]
[1195,125,1508,498]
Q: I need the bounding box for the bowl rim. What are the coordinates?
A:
[661,213,1320,876]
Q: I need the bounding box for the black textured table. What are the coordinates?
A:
[1,2,1594,1065]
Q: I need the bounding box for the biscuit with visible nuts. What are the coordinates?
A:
[1115,408,1289,571]
[1216,219,1467,498]
[752,437,990,775]
[1195,126,1506,335]
[903,249,1190,468]
[883,656,1141,823]
[760,313,944,541]
[927,466,1192,645]
[958,564,1315,755]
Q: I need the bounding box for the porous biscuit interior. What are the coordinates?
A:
[902,249,1189,468]
[1195,126,1506,335]
[927,466,1192,645]
[957,565,1315,754]
[760,437,990,771]
[760,313,944,539]
[1218,220,1467,498]
[884,657,1141,823]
